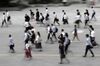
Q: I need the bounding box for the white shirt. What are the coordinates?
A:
[64,37,68,46]
[47,26,51,33]
[91,30,95,37]
[6,12,10,17]
[63,14,68,19]
[86,37,92,46]
[51,26,56,32]
[76,15,81,20]
[9,37,14,45]
[2,14,6,20]
[25,43,30,49]
[61,32,65,37]
[24,22,29,27]
[84,14,89,20]
[24,33,28,41]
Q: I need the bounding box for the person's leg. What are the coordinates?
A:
[76,35,80,41]
[65,44,69,54]
[83,46,88,57]
[89,49,94,57]
[56,21,60,25]
[1,20,4,27]
[72,35,76,41]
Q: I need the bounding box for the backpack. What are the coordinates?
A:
[55,27,58,33]
[67,39,71,45]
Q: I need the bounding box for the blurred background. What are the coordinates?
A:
[0,0,99,7]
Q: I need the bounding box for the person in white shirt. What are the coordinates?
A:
[90,7,96,21]
[46,25,53,43]
[51,24,58,41]
[45,8,49,21]
[83,34,94,57]
[1,13,8,27]
[84,13,89,28]
[75,14,82,28]
[62,12,68,24]
[9,34,15,53]
[61,29,65,37]
[53,12,60,25]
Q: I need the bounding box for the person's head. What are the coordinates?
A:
[86,9,88,12]
[3,13,5,15]
[62,10,64,12]
[6,10,8,12]
[53,12,55,14]
[76,9,79,12]
[46,8,48,9]
[9,34,12,37]
[30,9,31,11]
[86,34,89,38]
[91,6,94,9]
[51,24,53,26]
[36,9,38,11]
[40,13,42,15]
[64,12,66,15]
[61,29,64,32]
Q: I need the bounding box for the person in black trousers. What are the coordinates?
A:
[58,34,70,64]
[36,9,40,21]
[30,31,36,45]
[64,33,71,54]
[1,13,8,27]
[83,34,94,57]
[72,25,80,41]
[53,12,60,26]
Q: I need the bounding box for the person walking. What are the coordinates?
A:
[35,32,42,51]
[30,9,35,19]
[24,43,32,60]
[83,34,94,57]
[45,8,49,21]
[58,34,70,64]
[51,24,58,41]
[39,13,45,24]
[36,9,40,21]
[90,7,96,21]
[84,13,89,28]
[62,12,69,25]
[64,33,71,54]
[46,25,53,43]
[72,25,80,41]
[1,13,8,27]
[9,34,15,53]
[53,12,60,26]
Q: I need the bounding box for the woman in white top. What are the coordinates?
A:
[83,34,94,57]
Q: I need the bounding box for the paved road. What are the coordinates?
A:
[0,4,100,66]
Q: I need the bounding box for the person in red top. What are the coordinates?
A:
[25,43,32,60]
